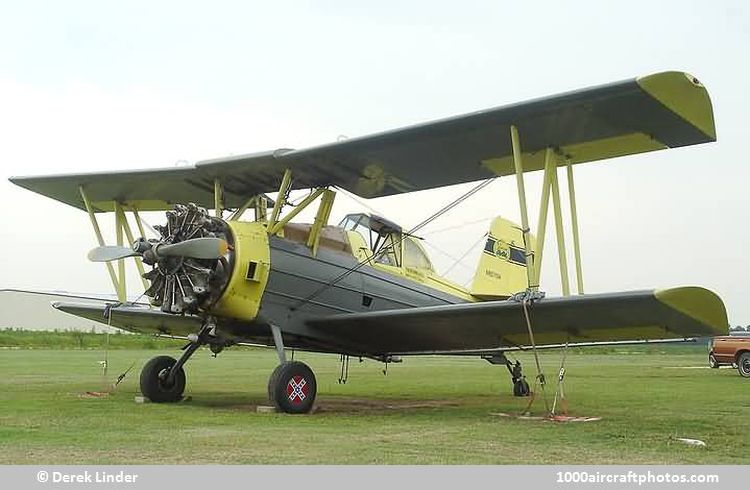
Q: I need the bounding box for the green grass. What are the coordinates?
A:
[0,341,748,464]
[0,328,186,350]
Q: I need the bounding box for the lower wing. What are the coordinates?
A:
[53,302,201,336]
[306,287,727,356]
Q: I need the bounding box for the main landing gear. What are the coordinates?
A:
[139,321,318,414]
[139,320,219,403]
[484,353,530,397]
[268,361,317,414]
[266,324,317,414]
[140,354,188,402]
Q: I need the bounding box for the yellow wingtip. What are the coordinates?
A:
[655,286,728,335]
[636,71,716,141]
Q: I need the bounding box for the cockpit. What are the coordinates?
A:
[338,213,434,271]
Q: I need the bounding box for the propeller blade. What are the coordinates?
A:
[87,246,139,262]
[158,237,229,259]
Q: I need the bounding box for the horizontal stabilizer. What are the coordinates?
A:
[307,287,727,355]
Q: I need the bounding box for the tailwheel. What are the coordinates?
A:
[513,378,530,397]
[268,361,317,414]
[509,360,530,397]
[140,355,186,403]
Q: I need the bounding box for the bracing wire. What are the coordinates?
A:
[407,178,496,232]
[520,298,550,415]
[439,232,489,277]
[333,186,388,218]
[422,241,476,273]
[420,216,496,235]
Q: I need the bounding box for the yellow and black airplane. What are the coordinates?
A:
[10,71,727,414]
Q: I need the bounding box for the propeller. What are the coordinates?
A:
[88,237,228,263]
[87,246,138,262]
[157,237,229,260]
[87,203,232,316]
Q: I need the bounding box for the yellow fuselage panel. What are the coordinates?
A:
[345,230,475,302]
[470,217,534,300]
[210,221,270,321]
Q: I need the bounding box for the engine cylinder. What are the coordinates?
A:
[143,204,232,315]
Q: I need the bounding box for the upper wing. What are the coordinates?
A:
[11,71,714,208]
[8,151,283,212]
[306,287,727,355]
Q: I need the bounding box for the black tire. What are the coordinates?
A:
[267,363,284,402]
[709,353,719,369]
[268,361,317,414]
[737,352,750,378]
[140,355,186,403]
[513,378,530,397]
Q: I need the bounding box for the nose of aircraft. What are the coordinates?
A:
[95,203,270,320]
[207,219,271,322]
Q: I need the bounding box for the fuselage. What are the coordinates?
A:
[216,222,473,355]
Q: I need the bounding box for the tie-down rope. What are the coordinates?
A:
[511,291,549,414]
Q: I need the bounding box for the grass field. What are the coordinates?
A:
[0,339,748,464]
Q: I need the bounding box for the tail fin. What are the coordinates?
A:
[470,217,535,300]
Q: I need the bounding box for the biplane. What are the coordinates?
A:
[10,71,728,413]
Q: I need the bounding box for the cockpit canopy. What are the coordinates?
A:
[339,213,434,271]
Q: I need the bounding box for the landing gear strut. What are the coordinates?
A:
[267,324,317,414]
[483,353,530,397]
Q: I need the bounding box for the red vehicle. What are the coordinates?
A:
[709,336,750,377]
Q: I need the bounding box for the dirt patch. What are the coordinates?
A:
[72,391,110,399]
[490,412,602,423]
[313,397,460,414]
[180,395,463,414]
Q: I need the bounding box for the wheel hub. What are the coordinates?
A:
[157,368,174,388]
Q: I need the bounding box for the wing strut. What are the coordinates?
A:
[509,125,538,291]
[566,159,585,294]
[507,125,586,296]
[79,186,154,301]
[213,178,223,218]
[80,185,120,298]
[549,153,571,296]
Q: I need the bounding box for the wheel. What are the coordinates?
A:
[268,361,317,414]
[513,378,530,397]
[140,355,186,402]
[737,352,750,378]
[709,352,719,369]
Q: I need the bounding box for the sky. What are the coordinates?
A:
[0,1,748,324]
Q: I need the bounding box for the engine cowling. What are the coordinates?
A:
[142,203,270,321]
